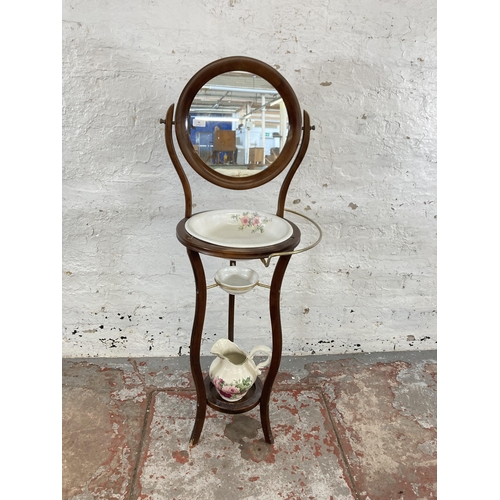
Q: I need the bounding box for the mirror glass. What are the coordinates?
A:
[187,71,289,178]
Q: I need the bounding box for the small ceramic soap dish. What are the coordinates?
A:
[214,267,259,295]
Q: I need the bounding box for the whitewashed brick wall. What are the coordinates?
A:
[62,0,437,357]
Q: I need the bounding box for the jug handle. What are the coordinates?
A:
[248,345,273,372]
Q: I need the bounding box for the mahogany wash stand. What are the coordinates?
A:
[161,56,320,447]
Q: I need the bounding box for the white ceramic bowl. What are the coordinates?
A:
[214,267,259,295]
[185,209,293,248]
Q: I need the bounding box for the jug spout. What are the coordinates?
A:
[210,338,246,361]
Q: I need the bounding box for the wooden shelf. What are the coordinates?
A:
[176,218,301,260]
[205,376,262,414]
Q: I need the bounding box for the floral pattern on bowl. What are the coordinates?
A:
[231,211,271,234]
[212,375,253,401]
[184,209,292,248]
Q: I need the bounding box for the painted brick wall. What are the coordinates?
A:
[62,0,437,357]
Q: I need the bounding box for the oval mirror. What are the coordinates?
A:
[188,71,288,175]
[175,57,302,190]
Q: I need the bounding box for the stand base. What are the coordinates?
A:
[185,251,293,447]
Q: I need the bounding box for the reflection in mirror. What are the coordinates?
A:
[188,71,289,177]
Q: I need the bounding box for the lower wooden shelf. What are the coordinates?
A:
[204,375,263,414]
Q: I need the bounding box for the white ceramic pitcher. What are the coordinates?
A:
[209,339,272,402]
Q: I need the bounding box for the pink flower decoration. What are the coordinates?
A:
[221,385,239,395]
[232,211,270,233]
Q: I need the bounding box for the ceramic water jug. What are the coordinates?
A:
[209,339,272,402]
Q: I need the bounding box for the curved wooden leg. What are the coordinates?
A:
[186,250,207,447]
[260,254,291,444]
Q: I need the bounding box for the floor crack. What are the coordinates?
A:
[319,388,362,500]
[128,390,155,500]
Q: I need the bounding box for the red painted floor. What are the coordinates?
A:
[62,351,436,499]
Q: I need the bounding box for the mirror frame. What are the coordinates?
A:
[174,56,302,190]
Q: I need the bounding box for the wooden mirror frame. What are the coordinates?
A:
[174,56,303,190]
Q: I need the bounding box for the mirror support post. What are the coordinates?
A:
[276,110,312,218]
[163,104,193,219]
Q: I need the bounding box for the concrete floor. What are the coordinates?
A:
[62,350,437,500]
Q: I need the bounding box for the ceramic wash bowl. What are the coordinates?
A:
[214,266,259,295]
[185,209,293,248]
